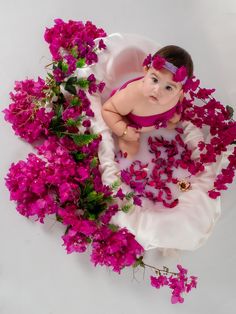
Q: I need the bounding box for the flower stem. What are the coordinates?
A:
[143,262,179,276]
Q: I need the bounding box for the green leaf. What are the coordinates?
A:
[47,72,54,80]
[82,181,94,196]
[125,192,134,201]
[133,256,144,268]
[66,118,76,126]
[163,266,169,274]
[64,225,71,235]
[56,214,63,223]
[87,213,96,220]
[61,62,69,73]
[108,224,119,232]
[70,96,81,106]
[57,61,63,70]
[71,46,78,58]
[54,131,65,138]
[75,116,84,126]
[64,77,79,95]
[55,104,63,118]
[77,78,89,89]
[76,58,86,68]
[52,85,61,95]
[226,105,234,119]
[110,180,121,191]
[49,114,66,135]
[71,152,86,161]
[64,83,77,95]
[66,116,83,127]
[121,203,133,213]
[87,191,104,203]
[70,134,98,146]
[87,191,98,202]
[67,77,78,85]
[90,157,98,168]
[86,237,92,244]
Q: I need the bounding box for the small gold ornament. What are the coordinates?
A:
[177,179,191,192]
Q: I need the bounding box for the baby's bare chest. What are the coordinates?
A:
[130,95,170,116]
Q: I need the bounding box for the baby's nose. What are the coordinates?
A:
[154,85,161,95]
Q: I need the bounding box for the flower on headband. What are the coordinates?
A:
[142,54,152,67]
[152,55,166,70]
[173,66,188,83]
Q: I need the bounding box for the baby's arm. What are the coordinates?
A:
[101,90,140,141]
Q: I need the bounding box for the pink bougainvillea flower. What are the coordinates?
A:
[3,77,53,143]
[91,226,144,273]
[183,77,200,92]
[100,204,119,224]
[5,153,58,222]
[44,19,107,61]
[77,166,90,181]
[62,219,97,254]
[150,264,198,304]
[208,190,221,199]
[151,275,169,289]
[115,188,126,200]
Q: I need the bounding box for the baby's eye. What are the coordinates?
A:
[166,85,172,91]
[152,77,158,83]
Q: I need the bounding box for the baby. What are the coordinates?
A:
[101,45,194,158]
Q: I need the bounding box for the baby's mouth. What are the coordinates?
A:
[150,95,158,101]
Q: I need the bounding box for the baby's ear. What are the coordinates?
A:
[179,90,184,102]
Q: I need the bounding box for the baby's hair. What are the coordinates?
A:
[154,45,194,78]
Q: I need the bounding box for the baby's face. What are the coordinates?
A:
[142,67,183,106]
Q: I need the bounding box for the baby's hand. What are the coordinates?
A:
[167,113,181,129]
[123,126,141,141]
[169,113,181,124]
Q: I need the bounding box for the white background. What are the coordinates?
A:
[1,0,236,313]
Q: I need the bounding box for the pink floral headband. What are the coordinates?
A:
[143,54,188,85]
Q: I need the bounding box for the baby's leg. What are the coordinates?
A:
[118,138,140,159]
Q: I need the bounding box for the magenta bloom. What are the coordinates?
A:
[98,39,106,50]
[62,220,97,254]
[173,66,187,83]
[5,153,58,222]
[44,19,107,61]
[142,54,152,67]
[183,77,200,92]
[115,188,125,200]
[152,55,166,70]
[100,204,119,224]
[150,264,198,304]
[77,166,90,181]
[91,226,144,273]
[3,77,53,143]
[151,275,169,288]
[208,190,221,199]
